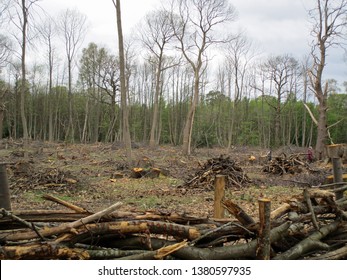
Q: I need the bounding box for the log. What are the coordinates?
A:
[113,221,291,260]
[273,221,340,260]
[1,202,122,242]
[271,203,291,220]
[42,194,90,214]
[0,242,89,260]
[222,199,255,226]
[309,244,347,260]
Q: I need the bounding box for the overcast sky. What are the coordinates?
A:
[39,0,346,87]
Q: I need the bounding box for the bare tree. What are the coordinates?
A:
[224,35,255,148]
[111,0,132,161]
[0,0,10,26]
[261,54,299,147]
[0,35,12,69]
[170,0,237,155]
[9,0,40,143]
[58,8,87,142]
[308,0,347,159]
[139,9,176,147]
[38,15,58,142]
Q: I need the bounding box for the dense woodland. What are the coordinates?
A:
[0,0,346,154]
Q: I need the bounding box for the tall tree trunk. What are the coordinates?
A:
[66,59,74,142]
[48,37,54,142]
[20,0,29,142]
[0,107,4,139]
[113,0,132,161]
[149,58,162,147]
[182,71,199,155]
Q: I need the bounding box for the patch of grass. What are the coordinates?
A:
[22,191,45,202]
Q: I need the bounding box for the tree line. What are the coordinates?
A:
[0,0,346,157]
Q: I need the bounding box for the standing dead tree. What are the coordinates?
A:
[308,0,347,159]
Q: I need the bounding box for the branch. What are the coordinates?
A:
[303,103,318,125]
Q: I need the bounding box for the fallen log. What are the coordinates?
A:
[112,221,291,260]
[1,183,346,260]
[0,242,89,260]
[222,200,255,226]
[42,194,90,214]
[0,202,122,242]
[309,244,347,260]
[273,221,341,260]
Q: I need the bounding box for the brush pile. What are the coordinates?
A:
[262,153,314,175]
[181,155,252,190]
[1,185,346,260]
[7,161,78,194]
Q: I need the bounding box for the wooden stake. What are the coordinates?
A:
[0,163,11,210]
[257,198,271,260]
[214,175,225,218]
[327,144,345,200]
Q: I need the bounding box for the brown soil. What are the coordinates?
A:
[1,140,331,218]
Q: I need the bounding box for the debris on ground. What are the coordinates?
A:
[1,185,346,260]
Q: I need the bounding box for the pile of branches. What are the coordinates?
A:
[262,153,315,175]
[1,185,346,260]
[7,161,78,193]
[182,155,252,190]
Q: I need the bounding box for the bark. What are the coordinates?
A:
[309,244,347,260]
[256,198,271,260]
[222,199,255,226]
[0,242,89,260]
[214,175,225,218]
[273,221,340,260]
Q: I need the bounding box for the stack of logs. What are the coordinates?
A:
[182,155,252,190]
[1,185,347,260]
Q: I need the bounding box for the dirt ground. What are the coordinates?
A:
[0,140,332,219]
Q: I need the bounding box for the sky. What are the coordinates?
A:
[39,0,347,88]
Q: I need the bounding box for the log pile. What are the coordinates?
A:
[262,153,315,175]
[1,186,346,260]
[181,155,252,190]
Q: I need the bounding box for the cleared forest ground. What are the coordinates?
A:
[1,140,332,218]
[2,140,347,260]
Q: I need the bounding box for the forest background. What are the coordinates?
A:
[0,0,346,157]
